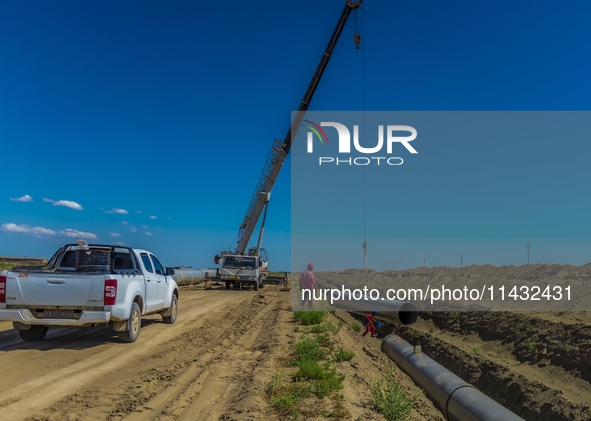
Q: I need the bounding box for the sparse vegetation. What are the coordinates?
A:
[452,312,461,320]
[292,336,327,364]
[371,370,416,421]
[527,341,538,352]
[0,261,16,271]
[472,347,479,355]
[269,317,351,417]
[293,326,300,332]
[351,322,363,332]
[324,319,344,335]
[333,348,355,362]
[307,324,328,334]
[565,346,571,354]
[294,311,326,325]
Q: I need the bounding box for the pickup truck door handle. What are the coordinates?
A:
[47,278,66,285]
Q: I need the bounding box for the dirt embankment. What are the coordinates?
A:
[0,284,443,421]
[329,264,591,421]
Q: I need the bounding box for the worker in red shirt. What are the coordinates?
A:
[300,263,317,308]
[362,310,378,337]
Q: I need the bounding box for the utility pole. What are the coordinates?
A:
[400,261,403,270]
[526,243,531,264]
[423,258,426,267]
[460,254,463,268]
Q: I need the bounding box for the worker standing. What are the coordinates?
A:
[362,310,378,337]
[300,263,317,308]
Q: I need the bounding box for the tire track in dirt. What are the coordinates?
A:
[121,290,284,421]
[0,289,247,421]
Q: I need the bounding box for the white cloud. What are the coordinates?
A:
[150,215,157,220]
[2,223,96,240]
[112,242,125,246]
[60,229,98,240]
[142,225,147,229]
[110,233,121,237]
[2,223,55,235]
[104,208,128,214]
[129,227,137,232]
[122,221,129,225]
[134,211,142,214]
[44,198,83,210]
[10,195,33,202]
[145,232,153,236]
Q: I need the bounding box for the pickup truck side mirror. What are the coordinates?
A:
[165,267,175,276]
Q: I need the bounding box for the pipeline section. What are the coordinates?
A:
[171,268,218,286]
[332,299,418,325]
[381,334,525,421]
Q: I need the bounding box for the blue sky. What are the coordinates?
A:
[1,0,590,271]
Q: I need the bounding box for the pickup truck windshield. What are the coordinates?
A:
[223,256,257,269]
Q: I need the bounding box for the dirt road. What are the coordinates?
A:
[0,284,444,421]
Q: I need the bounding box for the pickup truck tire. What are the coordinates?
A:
[18,325,48,341]
[225,280,231,290]
[162,294,178,324]
[118,302,141,343]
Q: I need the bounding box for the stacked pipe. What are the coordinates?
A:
[381,334,525,421]
[171,268,217,286]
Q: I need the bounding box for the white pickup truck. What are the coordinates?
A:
[0,243,179,343]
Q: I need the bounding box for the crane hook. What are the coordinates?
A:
[354,33,361,49]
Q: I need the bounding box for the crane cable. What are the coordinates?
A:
[354,4,369,284]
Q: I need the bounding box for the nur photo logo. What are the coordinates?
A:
[303,120,418,166]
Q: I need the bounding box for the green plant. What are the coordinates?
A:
[324,319,344,335]
[471,347,479,355]
[294,311,326,325]
[316,332,332,348]
[565,346,571,354]
[527,341,538,352]
[324,393,349,419]
[452,312,461,320]
[351,322,363,332]
[267,372,311,414]
[295,359,326,380]
[371,370,416,421]
[293,337,326,364]
[293,326,300,332]
[334,348,355,362]
[307,324,328,334]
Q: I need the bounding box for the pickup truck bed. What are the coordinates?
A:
[0,243,179,343]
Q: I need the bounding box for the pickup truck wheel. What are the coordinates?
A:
[18,325,48,341]
[225,280,231,290]
[162,294,178,324]
[118,302,141,343]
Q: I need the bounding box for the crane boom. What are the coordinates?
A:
[234,0,363,254]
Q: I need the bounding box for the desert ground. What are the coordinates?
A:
[0,264,590,421]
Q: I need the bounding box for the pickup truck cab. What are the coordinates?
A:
[0,243,179,343]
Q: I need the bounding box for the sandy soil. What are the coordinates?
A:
[316,265,591,421]
[2,263,589,421]
[0,284,443,421]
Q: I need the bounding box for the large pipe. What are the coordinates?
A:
[332,299,418,325]
[171,268,217,286]
[381,334,525,421]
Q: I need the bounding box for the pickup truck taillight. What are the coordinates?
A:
[104,279,117,305]
[0,275,6,303]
